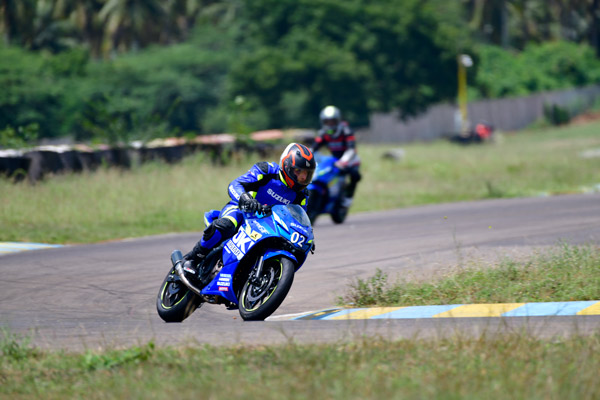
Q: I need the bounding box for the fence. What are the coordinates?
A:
[363,85,600,143]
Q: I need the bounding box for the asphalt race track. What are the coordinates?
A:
[1,193,599,350]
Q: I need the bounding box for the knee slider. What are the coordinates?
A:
[212,217,237,237]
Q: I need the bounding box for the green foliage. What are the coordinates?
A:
[0,24,239,144]
[231,0,472,127]
[343,269,391,306]
[544,103,571,126]
[3,3,600,145]
[0,45,66,140]
[82,342,155,371]
[474,41,600,99]
[0,329,37,362]
[0,123,39,149]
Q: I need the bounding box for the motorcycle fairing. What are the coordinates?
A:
[200,204,313,305]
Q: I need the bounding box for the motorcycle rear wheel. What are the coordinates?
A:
[156,267,202,322]
[238,257,295,321]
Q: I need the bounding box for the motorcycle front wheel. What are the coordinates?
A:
[156,267,202,322]
[238,256,295,321]
[306,189,323,224]
[331,201,348,224]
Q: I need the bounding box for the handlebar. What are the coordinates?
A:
[241,203,272,216]
[259,204,272,215]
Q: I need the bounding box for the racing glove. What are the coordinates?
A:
[334,160,348,170]
[239,192,261,213]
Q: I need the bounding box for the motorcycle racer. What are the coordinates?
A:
[312,105,361,207]
[181,143,316,275]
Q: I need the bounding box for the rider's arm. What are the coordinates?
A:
[338,124,357,165]
[311,131,326,153]
[228,162,274,202]
[293,190,309,211]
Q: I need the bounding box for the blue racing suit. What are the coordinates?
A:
[186,161,308,259]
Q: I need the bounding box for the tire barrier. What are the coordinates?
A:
[0,130,311,183]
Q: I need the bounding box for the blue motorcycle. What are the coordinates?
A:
[306,153,350,224]
[156,204,314,322]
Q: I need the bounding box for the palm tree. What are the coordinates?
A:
[99,0,166,56]
[589,0,600,55]
[464,0,600,50]
[0,0,37,46]
[0,0,19,44]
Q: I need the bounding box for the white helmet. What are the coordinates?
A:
[319,105,341,133]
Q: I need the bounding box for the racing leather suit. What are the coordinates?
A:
[312,121,362,199]
[185,161,308,260]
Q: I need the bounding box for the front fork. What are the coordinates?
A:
[248,255,265,285]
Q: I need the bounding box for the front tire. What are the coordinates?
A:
[331,201,348,224]
[331,180,348,224]
[156,267,202,322]
[238,257,295,321]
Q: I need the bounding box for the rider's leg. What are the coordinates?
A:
[183,206,242,272]
[343,167,362,206]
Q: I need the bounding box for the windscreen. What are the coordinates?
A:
[285,204,311,227]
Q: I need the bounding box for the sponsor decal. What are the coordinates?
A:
[273,212,289,231]
[226,228,255,260]
[267,188,291,205]
[229,185,242,200]
[217,277,231,286]
[218,287,229,292]
[244,225,261,240]
[226,240,243,260]
[253,221,269,234]
[290,222,309,235]
[250,231,262,240]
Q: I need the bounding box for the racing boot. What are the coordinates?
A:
[182,243,210,279]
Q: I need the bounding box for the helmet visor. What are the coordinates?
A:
[291,167,314,186]
[323,118,339,128]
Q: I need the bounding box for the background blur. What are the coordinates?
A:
[1,0,600,148]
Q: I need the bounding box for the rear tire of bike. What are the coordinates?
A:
[156,267,202,323]
[238,257,295,321]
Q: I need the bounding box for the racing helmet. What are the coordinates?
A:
[279,143,316,192]
[319,105,341,133]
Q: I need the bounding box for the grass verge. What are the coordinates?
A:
[2,332,599,399]
[339,243,600,307]
[1,120,600,244]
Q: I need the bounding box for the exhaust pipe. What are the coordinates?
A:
[170,250,203,296]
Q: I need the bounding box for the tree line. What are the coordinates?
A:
[1,0,600,146]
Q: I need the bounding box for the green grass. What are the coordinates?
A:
[1,120,600,244]
[353,121,600,212]
[340,243,600,307]
[2,332,600,399]
[0,152,252,243]
[2,122,600,398]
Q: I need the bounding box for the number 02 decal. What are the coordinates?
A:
[290,231,306,246]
